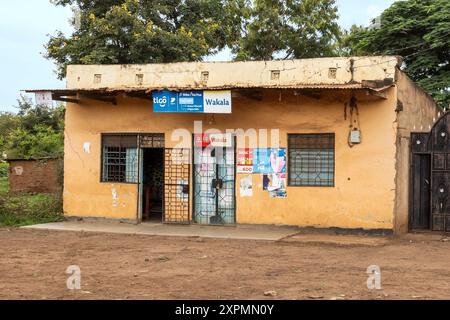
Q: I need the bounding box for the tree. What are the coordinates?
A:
[342,0,450,108]
[46,0,341,77]
[232,0,341,61]
[0,112,19,157]
[46,0,240,79]
[1,97,65,159]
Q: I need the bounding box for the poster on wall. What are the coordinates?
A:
[237,148,254,173]
[253,148,286,174]
[239,175,253,197]
[263,173,287,198]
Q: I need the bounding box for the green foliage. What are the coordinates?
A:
[0,191,63,227]
[342,0,450,108]
[46,0,238,79]
[0,112,20,155]
[1,96,65,160]
[46,0,341,76]
[0,163,8,178]
[0,177,7,193]
[232,0,341,61]
[6,125,64,159]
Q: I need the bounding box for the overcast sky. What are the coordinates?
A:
[0,0,396,112]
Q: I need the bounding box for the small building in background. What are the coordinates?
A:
[6,158,62,193]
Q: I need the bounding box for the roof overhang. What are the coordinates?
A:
[25,81,394,104]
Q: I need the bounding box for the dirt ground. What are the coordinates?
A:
[1,228,450,300]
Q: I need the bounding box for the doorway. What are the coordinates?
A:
[141,148,164,222]
[193,136,236,225]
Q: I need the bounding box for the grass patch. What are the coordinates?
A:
[0,177,7,194]
[0,176,63,227]
[0,192,63,227]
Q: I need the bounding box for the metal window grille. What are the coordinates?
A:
[288,133,335,187]
[101,134,138,183]
[139,134,165,148]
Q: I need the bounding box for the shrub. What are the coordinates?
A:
[0,162,7,178]
[0,192,63,227]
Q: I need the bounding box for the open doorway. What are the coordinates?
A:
[142,148,164,222]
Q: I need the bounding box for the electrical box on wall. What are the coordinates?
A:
[350,129,361,144]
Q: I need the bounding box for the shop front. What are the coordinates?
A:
[26,57,441,234]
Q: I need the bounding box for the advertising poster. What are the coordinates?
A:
[239,175,253,197]
[253,148,286,174]
[269,173,287,198]
[263,173,287,198]
[237,148,254,173]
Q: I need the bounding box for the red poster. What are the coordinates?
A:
[237,148,254,173]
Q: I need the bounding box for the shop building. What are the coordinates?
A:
[27,56,441,234]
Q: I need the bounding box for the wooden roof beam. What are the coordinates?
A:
[51,94,79,104]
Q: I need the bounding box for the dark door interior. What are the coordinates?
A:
[411,154,431,230]
[142,148,164,222]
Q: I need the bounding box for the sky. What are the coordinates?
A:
[0,0,397,112]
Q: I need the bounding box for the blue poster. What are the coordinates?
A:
[253,148,286,174]
[153,90,203,113]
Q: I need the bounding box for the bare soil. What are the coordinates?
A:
[0,228,449,300]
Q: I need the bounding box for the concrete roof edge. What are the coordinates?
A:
[65,56,400,68]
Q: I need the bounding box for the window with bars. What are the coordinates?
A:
[288,133,335,187]
[101,134,138,183]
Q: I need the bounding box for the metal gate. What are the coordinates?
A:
[164,148,190,224]
[411,112,450,232]
[193,142,236,225]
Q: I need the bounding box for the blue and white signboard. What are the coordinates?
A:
[153,90,232,113]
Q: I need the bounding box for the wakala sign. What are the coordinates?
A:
[152,90,232,113]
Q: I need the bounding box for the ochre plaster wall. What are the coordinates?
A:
[64,89,397,230]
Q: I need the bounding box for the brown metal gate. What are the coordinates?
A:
[411,112,450,232]
[430,114,450,231]
[163,148,190,224]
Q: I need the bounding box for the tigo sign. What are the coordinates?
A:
[153,90,232,113]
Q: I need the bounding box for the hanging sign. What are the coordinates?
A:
[194,133,232,148]
[35,91,53,107]
[210,133,232,147]
[153,90,232,113]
